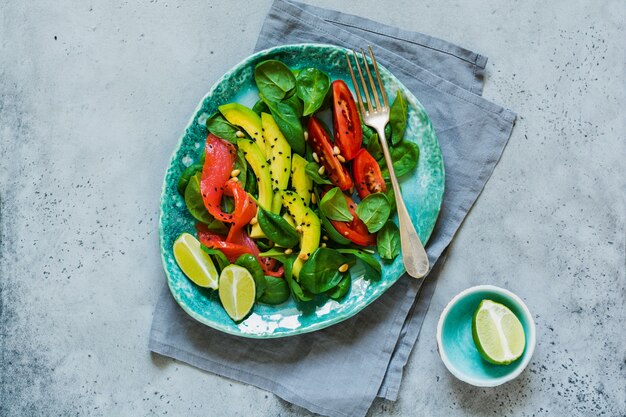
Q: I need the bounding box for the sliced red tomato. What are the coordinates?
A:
[331,80,362,161]
[200,134,237,223]
[321,189,376,246]
[307,117,353,191]
[352,148,387,199]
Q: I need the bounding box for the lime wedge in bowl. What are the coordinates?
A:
[472,299,525,365]
[173,233,219,289]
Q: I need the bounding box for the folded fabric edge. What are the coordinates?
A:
[148,339,357,417]
[267,0,516,124]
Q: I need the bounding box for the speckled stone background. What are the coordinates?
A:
[1,1,624,416]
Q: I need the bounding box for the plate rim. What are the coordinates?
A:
[159,43,445,338]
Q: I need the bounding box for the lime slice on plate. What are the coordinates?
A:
[218,264,256,322]
[472,299,525,365]
[173,233,219,289]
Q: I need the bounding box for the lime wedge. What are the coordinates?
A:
[218,264,256,322]
[173,233,219,289]
[472,299,525,365]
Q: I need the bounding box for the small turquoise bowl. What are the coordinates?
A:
[436,285,536,387]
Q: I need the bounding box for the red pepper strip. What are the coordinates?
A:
[223,179,257,242]
[200,134,237,223]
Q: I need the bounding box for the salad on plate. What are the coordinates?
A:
[173,59,419,322]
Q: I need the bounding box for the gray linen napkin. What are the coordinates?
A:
[149,1,516,416]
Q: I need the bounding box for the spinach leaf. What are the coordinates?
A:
[355,193,391,233]
[254,60,296,103]
[178,163,202,196]
[385,185,396,212]
[184,174,227,234]
[319,187,353,222]
[380,141,420,179]
[258,248,291,264]
[244,159,258,197]
[233,150,247,189]
[336,248,381,280]
[200,245,230,272]
[298,248,356,294]
[305,162,332,185]
[389,91,408,145]
[205,113,242,143]
[257,207,299,248]
[326,273,351,300]
[377,221,401,260]
[296,68,331,116]
[283,255,313,302]
[259,276,290,305]
[266,95,305,155]
[252,99,269,116]
[255,239,273,252]
[314,189,351,245]
[367,133,383,160]
[235,254,267,300]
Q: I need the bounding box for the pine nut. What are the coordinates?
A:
[249,216,257,225]
[318,165,325,175]
[230,169,240,177]
[333,146,340,155]
[338,263,349,273]
[284,248,293,255]
[337,155,346,163]
[235,130,245,138]
[312,152,319,163]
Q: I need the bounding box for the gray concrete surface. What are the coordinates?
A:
[1,0,624,416]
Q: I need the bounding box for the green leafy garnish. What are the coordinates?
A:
[259,276,290,305]
[177,163,202,196]
[305,162,333,185]
[266,94,305,155]
[336,248,381,280]
[298,248,356,294]
[254,60,296,102]
[380,141,420,179]
[377,221,401,260]
[205,113,244,143]
[235,254,267,300]
[256,207,300,248]
[355,193,391,233]
[200,245,229,272]
[252,99,269,116]
[389,91,408,145]
[319,187,353,222]
[326,274,351,300]
[296,68,331,116]
[184,174,227,233]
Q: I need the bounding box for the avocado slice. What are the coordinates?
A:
[281,190,321,278]
[238,138,273,238]
[219,103,265,152]
[261,113,292,196]
[291,154,313,206]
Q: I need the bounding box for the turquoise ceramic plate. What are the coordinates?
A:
[159,44,444,338]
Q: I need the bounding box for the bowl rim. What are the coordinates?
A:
[435,284,536,387]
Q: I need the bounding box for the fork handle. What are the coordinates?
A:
[376,127,430,279]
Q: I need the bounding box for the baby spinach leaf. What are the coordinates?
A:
[255,239,273,252]
[258,248,291,264]
[266,95,305,155]
[377,221,401,260]
[355,193,391,233]
[252,99,269,116]
[205,113,242,143]
[233,150,247,189]
[257,207,299,248]
[254,60,296,103]
[244,159,258,197]
[235,254,267,300]
[298,248,355,294]
[319,187,353,222]
[178,163,202,196]
[305,162,333,185]
[336,248,381,280]
[367,133,383,160]
[326,273,351,300]
[296,68,331,116]
[389,91,408,145]
[314,189,351,245]
[384,185,396,212]
[283,255,313,302]
[184,174,227,234]
[259,276,290,305]
[200,246,230,272]
[380,141,420,179]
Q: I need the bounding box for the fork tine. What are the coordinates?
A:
[345,52,366,117]
[361,48,382,111]
[368,46,389,109]
[352,50,373,114]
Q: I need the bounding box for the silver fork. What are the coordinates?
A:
[346,46,429,279]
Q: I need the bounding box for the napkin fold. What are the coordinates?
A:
[149,1,516,416]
